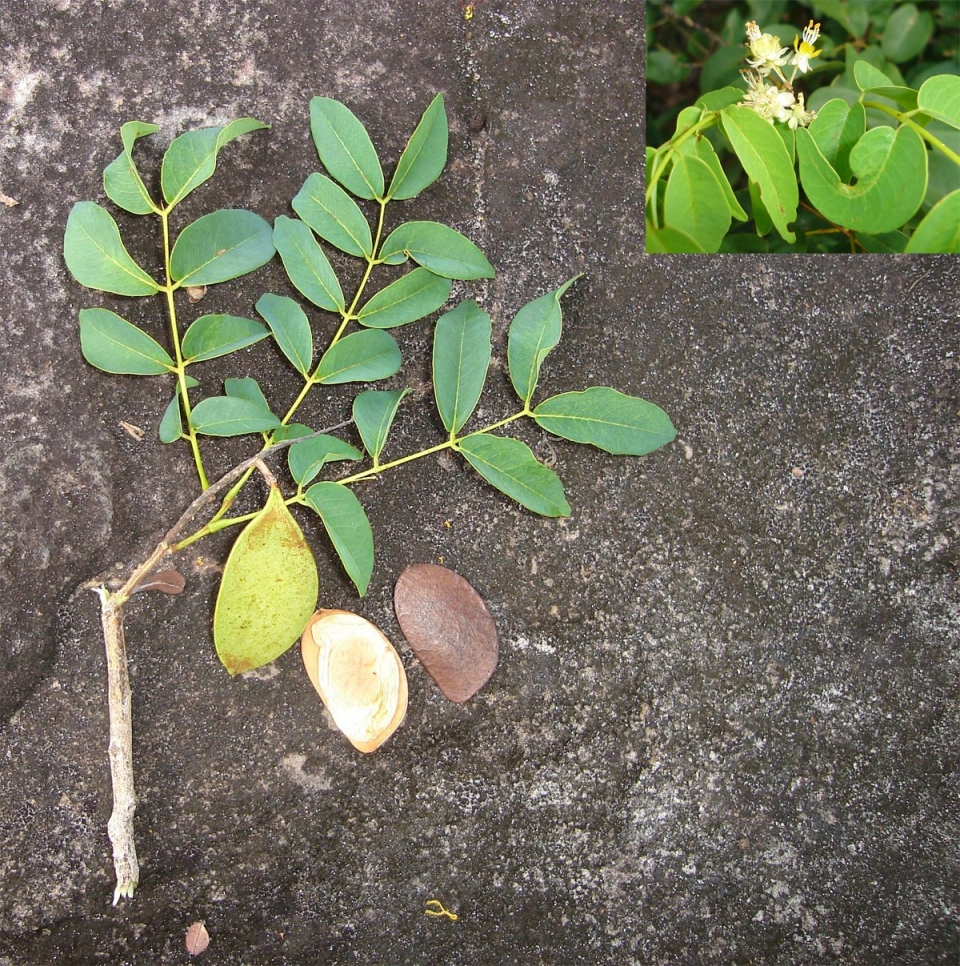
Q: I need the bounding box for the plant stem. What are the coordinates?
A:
[159,208,209,489]
[863,100,960,166]
[86,422,350,902]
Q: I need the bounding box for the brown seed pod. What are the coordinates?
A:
[300,609,407,753]
[393,563,498,703]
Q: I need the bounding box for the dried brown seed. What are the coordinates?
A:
[393,563,498,703]
[185,921,210,956]
[133,569,186,595]
[301,609,407,753]
[186,285,207,303]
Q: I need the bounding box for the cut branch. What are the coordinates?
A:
[87,420,353,903]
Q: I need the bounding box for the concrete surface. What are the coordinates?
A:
[1,0,957,963]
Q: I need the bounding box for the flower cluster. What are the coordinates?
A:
[740,20,820,129]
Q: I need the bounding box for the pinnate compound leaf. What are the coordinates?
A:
[103,121,158,215]
[357,268,451,329]
[161,118,268,207]
[170,209,275,286]
[917,75,960,130]
[378,222,494,279]
[300,609,407,753]
[79,308,173,374]
[316,329,401,384]
[274,215,345,312]
[64,202,159,296]
[433,299,491,435]
[292,173,373,257]
[387,93,448,200]
[720,106,798,243]
[507,276,580,405]
[905,189,960,253]
[353,389,410,461]
[191,395,280,436]
[796,124,927,233]
[255,292,314,375]
[288,435,363,487]
[181,313,269,363]
[310,97,384,200]
[393,563,498,703]
[214,485,318,675]
[533,387,677,455]
[458,434,570,517]
[303,482,374,596]
[663,153,731,253]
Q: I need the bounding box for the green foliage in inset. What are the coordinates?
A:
[646,1,960,252]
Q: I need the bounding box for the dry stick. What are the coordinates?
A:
[88,420,353,904]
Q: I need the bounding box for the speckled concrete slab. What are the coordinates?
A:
[1,1,957,964]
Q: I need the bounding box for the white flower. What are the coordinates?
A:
[744,20,791,76]
[790,20,822,74]
[786,92,816,130]
[741,70,796,124]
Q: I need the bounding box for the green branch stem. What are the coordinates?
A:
[864,100,960,166]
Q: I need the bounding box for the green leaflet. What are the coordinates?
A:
[387,94,448,201]
[917,75,960,130]
[676,136,748,221]
[161,118,269,208]
[288,435,363,487]
[533,387,677,456]
[663,153,731,253]
[190,394,280,436]
[881,3,934,64]
[103,121,159,215]
[378,221,495,279]
[79,308,173,375]
[357,268,452,329]
[64,201,159,296]
[645,222,705,253]
[506,277,580,406]
[181,314,269,363]
[433,300,491,436]
[353,389,410,463]
[458,434,570,518]
[807,99,865,184]
[719,106,798,243]
[796,123,927,233]
[303,482,375,596]
[905,189,960,252]
[274,215,345,312]
[158,375,199,444]
[170,209,275,287]
[316,330,401,384]
[255,292,314,375]
[214,485,319,676]
[310,97,384,201]
[853,61,918,112]
[292,173,373,258]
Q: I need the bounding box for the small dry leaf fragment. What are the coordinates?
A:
[301,609,407,753]
[185,921,210,956]
[0,191,18,208]
[393,563,498,703]
[186,285,207,302]
[133,569,186,595]
[119,420,145,440]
